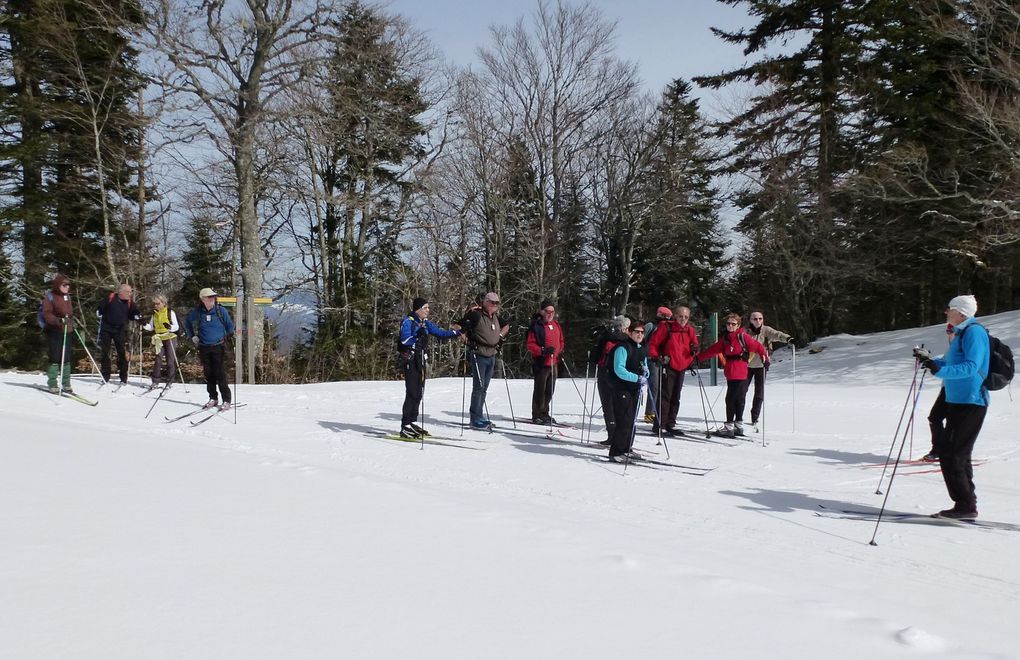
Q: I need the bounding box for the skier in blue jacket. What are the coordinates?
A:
[397,297,461,438]
[184,287,236,410]
[914,294,989,519]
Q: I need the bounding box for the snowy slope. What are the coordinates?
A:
[2,312,1018,659]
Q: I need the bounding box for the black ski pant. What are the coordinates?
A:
[927,387,948,456]
[609,388,638,457]
[531,363,556,419]
[199,343,231,403]
[725,378,750,424]
[99,328,129,383]
[658,367,686,430]
[746,363,769,424]
[597,367,616,440]
[936,403,986,512]
[46,326,74,364]
[401,353,424,426]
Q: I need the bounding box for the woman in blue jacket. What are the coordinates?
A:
[915,295,989,519]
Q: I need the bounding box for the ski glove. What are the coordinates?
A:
[638,375,648,388]
[660,355,671,365]
[912,347,932,362]
[191,336,200,346]
[163,322,172,330]
[919,357,940,375]
[542,346,555,356]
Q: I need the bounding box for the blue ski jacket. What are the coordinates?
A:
[185,304,235,347]
[932,316,990,406]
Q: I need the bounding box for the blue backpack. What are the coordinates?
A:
[36,291,54,329]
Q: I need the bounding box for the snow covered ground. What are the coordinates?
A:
[2,312,1018,659]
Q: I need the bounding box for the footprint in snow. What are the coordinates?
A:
[893,626,947,652]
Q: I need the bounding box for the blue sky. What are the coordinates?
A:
[386,0,754,98]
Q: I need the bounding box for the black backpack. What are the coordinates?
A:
[958,324,1014,391]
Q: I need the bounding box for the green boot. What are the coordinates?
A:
[61,362,73,393]
[47,364,59,393]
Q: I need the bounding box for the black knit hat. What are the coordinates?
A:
[539,298,554,310]
[411,297,428,313]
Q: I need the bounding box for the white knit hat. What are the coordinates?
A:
[948,294,977,318]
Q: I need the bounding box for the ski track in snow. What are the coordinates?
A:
[2,310,1019,659]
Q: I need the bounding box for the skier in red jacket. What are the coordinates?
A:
[526,299,564,424]
[647,305,699,436]
[697,313,768,438]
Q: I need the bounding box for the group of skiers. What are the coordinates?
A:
[394,295,794,459]
[589,306,789,461]
[39,275,235,411]
[40,278,995,521]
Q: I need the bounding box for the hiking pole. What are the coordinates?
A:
[73,327,102,382]
[870,370,928,546]
[460,346,468,437]
[876,359,923,494]
[58,323,68,395]
[498,349,517,429]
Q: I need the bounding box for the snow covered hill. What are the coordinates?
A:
[2,312,1018,659]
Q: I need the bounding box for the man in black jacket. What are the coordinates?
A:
[97,283,142,384]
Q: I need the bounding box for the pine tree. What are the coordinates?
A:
[631,80,728,317]
[177,217,232,309]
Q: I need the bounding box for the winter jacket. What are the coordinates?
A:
[526,315,564,368]
[144,308,180,340]
[697,328,768,382]
[185,304,235,346]
[746,324,791,368]
[460,309,509,358]
[97,293,142,335]
[398,312,459,358]
[647,319,699,372]
[41,277,75,331]
[932,316,990,407]
[610,338,648,392]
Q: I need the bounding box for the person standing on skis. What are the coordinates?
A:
[397,297,461,438]
[460,292,510,430]
[647,305,699,436]
[913,294,990,520]
[608,320,649,462]
[143,294,180,391]
[40,275,76,394]
[184,288,235,411]
[696,313,768,438]
[745,310,792,431]
[525,299,564,424]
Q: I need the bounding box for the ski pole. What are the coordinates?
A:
[645,382,670,459]
[419,353,427,450]
[559,360,590,422]
[168,337,189,394]
[694,369,712,437]
[581,353,591,440]
[73,327,102,380]
[58,323,68,395]
[460,346,468,437]
[498,349,516,429]
[870,370,928,546]
[792,344,797,433]
[876,359,923,494]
